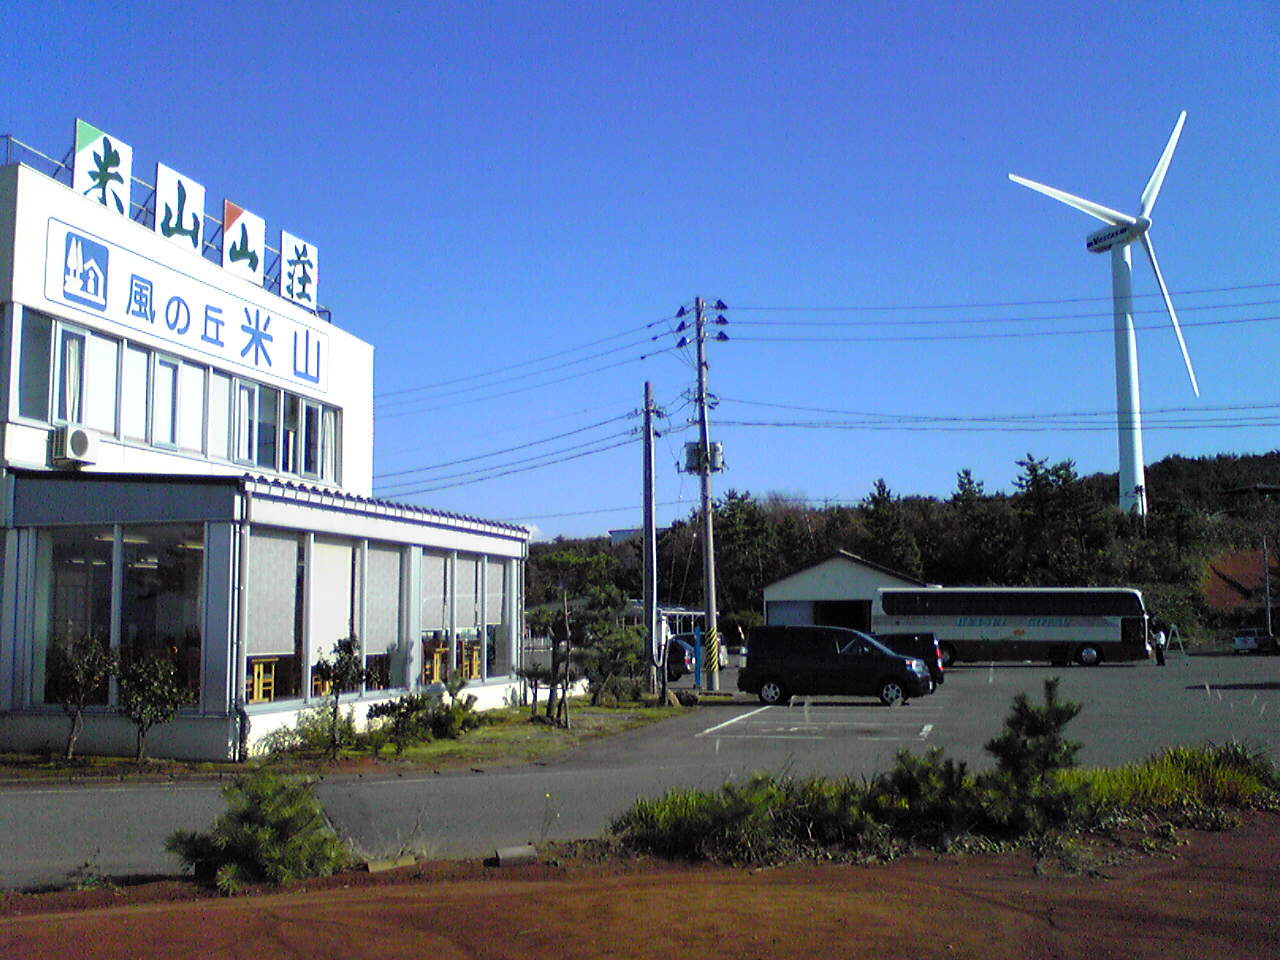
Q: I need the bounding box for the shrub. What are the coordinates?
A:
[366,693,437,755]
[977,677,1089,835]
[612,773,889,865]
[867,747,980,846]
[258,706,356,756]
[45,634,116,761]
[165,769,349,894]
[117,654,189,762]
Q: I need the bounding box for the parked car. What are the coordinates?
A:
[738,625,934,706]
[1232,627,1278,655]
[875,632,945,685]
[666,636,695,680]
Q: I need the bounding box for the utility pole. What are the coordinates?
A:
[693,297,720,692]
[642,381,661,698]
[1265,536,1273,637]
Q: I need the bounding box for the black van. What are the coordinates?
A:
[875,632,945,686]
[738,625,935,706]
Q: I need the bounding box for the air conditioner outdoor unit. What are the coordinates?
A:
[51,425,98,466]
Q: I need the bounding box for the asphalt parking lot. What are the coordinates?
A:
[666,650,1280,777]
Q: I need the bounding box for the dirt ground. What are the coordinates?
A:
[1,813,1277,960]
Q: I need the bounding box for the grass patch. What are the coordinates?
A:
[1067,741,1279,813]
[0,699,688,782]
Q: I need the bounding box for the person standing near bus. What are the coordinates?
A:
[1153,628,1167,666]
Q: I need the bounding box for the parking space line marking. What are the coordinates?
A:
[696,705,771,737]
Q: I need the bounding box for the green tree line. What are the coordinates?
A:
[527,450,1280,641]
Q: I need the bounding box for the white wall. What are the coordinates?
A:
[3,164,375,493]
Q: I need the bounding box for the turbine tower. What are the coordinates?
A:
[1010,111,1197,517]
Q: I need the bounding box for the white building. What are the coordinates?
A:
[762,551,926,630]
[0,129,529,760]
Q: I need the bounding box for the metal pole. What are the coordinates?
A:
[1265,536,1272,637]
[642,382,660,697]
[694,298,720,691]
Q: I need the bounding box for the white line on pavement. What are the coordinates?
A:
[696,705,772,737]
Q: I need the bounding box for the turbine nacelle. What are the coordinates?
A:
[1086,221,1145,254]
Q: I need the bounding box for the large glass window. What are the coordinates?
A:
[153,357,179,446]
[322,407,340,482]
[18,309,53,421]
[256,387,279,469]
[119,525,204,698]
[56,328,86,424]
[246,529,304,702]
[85,333,119,435]
[365,543,404,690]
[281,394,301,473]
[121,345,150,440]
[178,363,205,452]
[208,372,231,460]
[234,381,256,463]
[455,555,481,678]
[32,525,202,706]
[33,527,114,705]
[310,538,358,695]
[485,558,511,678]
[420,549,450,683]
[302,401,320,477]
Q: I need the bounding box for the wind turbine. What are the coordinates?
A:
[1009,111,1197,518]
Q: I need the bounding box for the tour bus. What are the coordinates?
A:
[873,587,1150,667]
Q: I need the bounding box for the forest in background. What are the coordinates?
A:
[526,450,1280,643]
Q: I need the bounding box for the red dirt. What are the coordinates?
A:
[2,814,1277,960]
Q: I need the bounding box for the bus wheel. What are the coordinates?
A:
[939,644,957,668]
[1076,645,1103,667]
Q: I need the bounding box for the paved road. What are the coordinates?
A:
[1,651,1275,889]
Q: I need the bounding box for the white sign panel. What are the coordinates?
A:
[280,230,319,310]
[71,119,133,217]
[154,162,205,255]
[222,200,266,286]
[44,217,329,393]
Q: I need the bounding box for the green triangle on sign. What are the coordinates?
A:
[75,118,105,154]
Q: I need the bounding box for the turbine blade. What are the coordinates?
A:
[1141,233,1199,397]
[1008,174,1135,226]
[1140,111,1187,218]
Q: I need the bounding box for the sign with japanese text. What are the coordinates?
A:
[279,230,319,310]
[45,217,329,393]
[154,163,205,255]
[71,119,132,217]
[222,200,265,286]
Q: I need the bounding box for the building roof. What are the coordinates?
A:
[764,550,929,592]
[8,469,531,540]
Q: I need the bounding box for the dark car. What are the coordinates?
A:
[875,632,945,685]
[666,636,695,681]
[738,625,934,706]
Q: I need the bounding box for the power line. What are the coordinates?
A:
[376,428,635,493]
[375,332,666,409]
[375,344,681,418]
[385,436,636,497]
[719,396,1280,425]
[374,411,634,481]
[725,297,1280,328]
[374,312,680,401]
[726,279,1280,313]
[729,313,1280,344]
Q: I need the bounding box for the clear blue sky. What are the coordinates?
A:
[7,0,1279,538]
